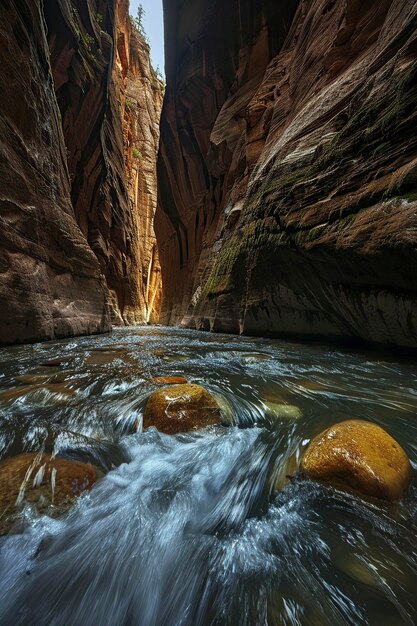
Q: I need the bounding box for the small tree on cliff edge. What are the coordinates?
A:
[133,4,146,38]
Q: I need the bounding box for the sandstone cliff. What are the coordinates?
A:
[0,0,162,345]
[117,4,164,324]
[156,0,417,350]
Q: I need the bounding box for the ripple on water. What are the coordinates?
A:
[0,326,416,625]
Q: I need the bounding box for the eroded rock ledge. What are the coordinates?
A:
[0,0,162,345]
[156,0,417,350]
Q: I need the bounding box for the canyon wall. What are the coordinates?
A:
[117,6,164,324]
[156,0,417,350]
[0,0,162,345]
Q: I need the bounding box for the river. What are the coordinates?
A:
[0,326,416,625]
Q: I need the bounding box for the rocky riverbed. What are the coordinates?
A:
[0,326,416,624]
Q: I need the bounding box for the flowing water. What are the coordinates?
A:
[0,326,416,625]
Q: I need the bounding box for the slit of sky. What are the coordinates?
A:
[130,0,165,76]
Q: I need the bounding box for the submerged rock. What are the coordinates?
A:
[0,453,98,534]
[0,382,76,404]
[15,373,68,385]
[331,548,379,589]
[269,453,298,493]
[143,383,221,434]
[263,401,302,420]
[85,351,124,366]
[301,420,412,501]
[40,359,68,368]
[211,394,235,426]
[162,355,189,362]
[151,376,189,385]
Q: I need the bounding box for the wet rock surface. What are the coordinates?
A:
[301,419,413,501]
[143,383,221,434]
[0,453,98,534]
[150,376,189,385]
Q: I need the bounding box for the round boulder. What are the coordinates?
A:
[0,453,98,534]
[301,420,412,501]
[143,383,221,434]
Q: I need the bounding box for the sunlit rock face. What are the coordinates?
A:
[116,3,164,324]
[156,0,417,349]
[45,0,163,325]
[0,0,162,345]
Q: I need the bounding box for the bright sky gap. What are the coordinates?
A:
[130,0,165,75]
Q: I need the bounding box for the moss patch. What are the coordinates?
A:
[249,61,417,221]
[201,62,417,301]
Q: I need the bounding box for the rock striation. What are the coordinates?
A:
[0,0,162,345]
[156,0,417,350]
[118,7,164,324]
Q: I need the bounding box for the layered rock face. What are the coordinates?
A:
[156,0,417,350]
[0,0,110,345]
[116,4,164,323]
[0,0,162,345]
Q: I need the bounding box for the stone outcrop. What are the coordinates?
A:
[301,420,412,501]
[0,0,162,345]
[156,0,417,350]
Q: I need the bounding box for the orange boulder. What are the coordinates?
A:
[301,420,412,501]
[143,383,221,434]
[0,453,98,534]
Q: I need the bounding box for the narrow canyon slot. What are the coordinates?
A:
[0,1,417,625]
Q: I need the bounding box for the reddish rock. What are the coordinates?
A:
[0,0,111,346]
[0,453,98,534]
[45,0,163,326]
[0,0,163,345]
[156,0,417,349]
